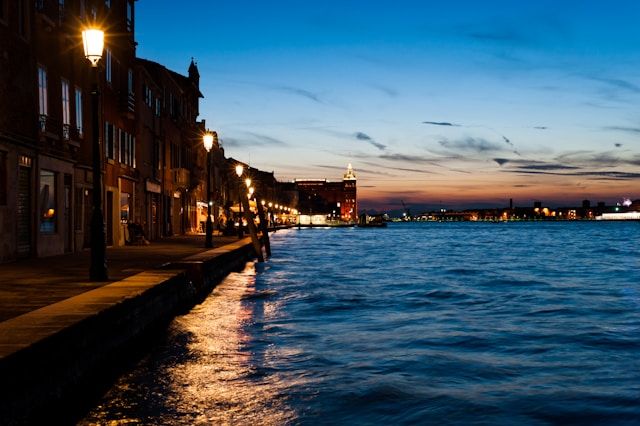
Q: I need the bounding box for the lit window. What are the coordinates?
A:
[38,65,48,116]
[61,79,70,126]
[75,87,83,137]
[120,193,130,223]
[105,49,112,83]
[40,170,57,233]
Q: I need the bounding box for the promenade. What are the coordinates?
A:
[0,234,239,322]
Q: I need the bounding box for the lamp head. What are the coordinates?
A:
[82,28,104,67]
[245,178,251,188]
[203,132,214,152]
[235,164,244,177]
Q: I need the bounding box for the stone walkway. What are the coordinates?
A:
[0,234,241,322]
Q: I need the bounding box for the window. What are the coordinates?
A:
[127,68,133,94]
[105,49,112,83]
[40,170,57,233]
[155,97,161,116]
[143,84,152,107]
[61,79,70,125]
[59,0,65,23]
[0,151,7,206]
[105,0,111,8]
[104,122,115,159]
[120,193,130,223]
[38,66,48,117]
[119,128,126,163]
[126,1,133,32]
[75,87,83,137]
[79,0,85,18]
[17,0,28,37]
[0,0,8,24]
[118,131,135,167]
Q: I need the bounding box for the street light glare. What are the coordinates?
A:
[235,164,244,177]
[203,132,214,152]
[245,178,251,188]
[82,28,104,67]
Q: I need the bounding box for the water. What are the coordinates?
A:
[83,222,640,425]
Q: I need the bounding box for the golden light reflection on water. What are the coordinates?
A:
[82,263,298,425]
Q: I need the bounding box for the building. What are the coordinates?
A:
[135,57,204,239]
[1,0,139,260]
[294,163,357,223]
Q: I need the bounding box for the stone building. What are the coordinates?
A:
[0,0,138,259]
[135,58,207,239]
[294,163,358,222]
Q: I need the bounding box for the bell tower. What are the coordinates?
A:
[342,163,357,221]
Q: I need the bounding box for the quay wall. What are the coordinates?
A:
[0,238,257,425]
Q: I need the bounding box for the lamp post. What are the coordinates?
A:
[203,131,214,248]
[83,27,108,281]
[235,164,244,238]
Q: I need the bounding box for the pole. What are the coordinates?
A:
[237,181,244,238]
[89,66,108,281]
[256,200,271,257]
[205,149,213,248]
[241,194,264,262]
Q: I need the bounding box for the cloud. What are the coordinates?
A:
[533,126,548,130]
[439,137,504,153]
[505,169,640,180]
[604,126,640,135]
[423,121,459,127]
[361,161,436,175]
[514,163,580,171]
[354,132,386,151]
[494,158,510,166]
[378,153,439,164]
[274,85,323,103]
[588,77,640,95]
[369,83,398,97]
[222,132,288,147]
[615,143,623,148]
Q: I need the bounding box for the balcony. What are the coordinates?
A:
[173,168,190,187]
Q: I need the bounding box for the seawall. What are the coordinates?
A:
[0,238,257,424]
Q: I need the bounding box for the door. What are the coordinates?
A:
[16,166,31,257]
[106,191,113,246]
[64,174,72,252]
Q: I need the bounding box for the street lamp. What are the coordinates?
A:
[245,177,251,188]
[235,163,244,238]
[83,26,107,281]
[203,131,214,248]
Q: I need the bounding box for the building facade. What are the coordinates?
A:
[294,164,357,222]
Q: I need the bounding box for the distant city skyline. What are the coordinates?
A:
[136,1,640,210]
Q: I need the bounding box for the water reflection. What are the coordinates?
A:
[81,263,296,425]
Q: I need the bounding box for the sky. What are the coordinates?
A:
[135,1,640,211]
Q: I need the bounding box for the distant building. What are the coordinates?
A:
[294,164,357,222]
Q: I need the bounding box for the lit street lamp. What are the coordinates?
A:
[235,164,244,238]
[203,131,214,248]
[83,26,107,281]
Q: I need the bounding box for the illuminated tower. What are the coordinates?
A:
[342,163,357,221]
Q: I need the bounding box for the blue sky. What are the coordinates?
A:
[136,1,640,210]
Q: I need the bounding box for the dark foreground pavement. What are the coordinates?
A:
[0,234,240,323]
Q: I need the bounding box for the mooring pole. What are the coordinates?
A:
[256,200,271,257]
[241,195,264,262]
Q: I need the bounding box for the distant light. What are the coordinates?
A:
[235,164,244,177]
[245,178,252,188]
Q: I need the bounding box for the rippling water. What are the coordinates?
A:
[83,222,640,424]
